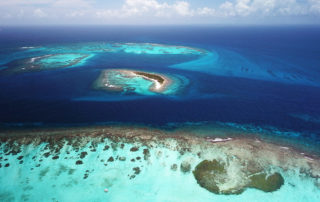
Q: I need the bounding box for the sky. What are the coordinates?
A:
[0,0,320,25]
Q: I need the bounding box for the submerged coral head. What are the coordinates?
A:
[193,159,285,195]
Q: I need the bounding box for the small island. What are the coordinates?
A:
[93,69,175,95]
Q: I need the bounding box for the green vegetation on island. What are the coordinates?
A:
[134,71,165,84]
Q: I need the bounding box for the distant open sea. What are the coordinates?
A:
[1,25,320,202]
[0,25,320,148]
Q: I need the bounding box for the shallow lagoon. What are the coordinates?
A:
[0,126,319,202]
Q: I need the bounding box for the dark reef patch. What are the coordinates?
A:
[111,143,118,151]
[171,164,178,171]
[43,152,50,158]
[107,157,114,162]
[76,160,83,165]
[84,170,89,179]
[52,156,59,160]
[133,167,141,175]
[130,175,136,179]
[80,152,88,159]
[39,167,50,180]
[143,148,150,160]
[130,147,139,152]
[68,169,76,175]
[179,148,191,156]
[103,145,110,151]
[180,161,191,173]
[249,173,284,192]
[193,160,285,195]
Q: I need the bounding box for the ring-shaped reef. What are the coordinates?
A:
[26,42,207,55]
[93,69,186,96]
[1,53,91,74]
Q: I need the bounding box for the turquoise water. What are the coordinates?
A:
[36,53,91,69]
[163,74,189,95]
[95,69,188,96]
[22,42,204,57]
[0,42,201,98]
[108,70,156,95]
[0,26,320,201]
[1,132,319,202]
[3,42,319,87]
[0,42,206,75]
[119,43,204,55]
[172,47,319,86]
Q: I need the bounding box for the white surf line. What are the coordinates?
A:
[304,156,314,161]
[132,71,165,92]
[30,57,39,63]
[206,137,233,143]
[299,152,314,161]
[151,79,162,90]
[21,46,35,49]
[104,82,116,88]
[29,55,51,63]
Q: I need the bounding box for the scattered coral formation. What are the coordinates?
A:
[1,53,90,74]
[0,125,319,200]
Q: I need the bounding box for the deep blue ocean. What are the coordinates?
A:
[0,26,320,140]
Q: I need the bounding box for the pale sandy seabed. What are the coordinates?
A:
[0,125,319,201]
